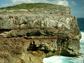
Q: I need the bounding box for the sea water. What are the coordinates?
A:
[43,18,84,63]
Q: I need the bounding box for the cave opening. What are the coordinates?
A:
[27,41,50,54]
[27,41,41,51]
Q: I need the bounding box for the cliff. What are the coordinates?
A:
[0,3,81,63]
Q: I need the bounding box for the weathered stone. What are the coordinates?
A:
[0,4,81,63]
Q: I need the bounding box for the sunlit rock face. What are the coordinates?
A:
[0,15,80,38]
[0,4,81,63]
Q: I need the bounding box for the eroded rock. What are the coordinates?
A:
[0,4,81,63]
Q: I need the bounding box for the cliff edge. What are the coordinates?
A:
[0,3,81,63]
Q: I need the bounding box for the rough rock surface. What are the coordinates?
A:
[0,4,81,63]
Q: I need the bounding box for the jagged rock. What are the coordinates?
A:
[0,14,81,38]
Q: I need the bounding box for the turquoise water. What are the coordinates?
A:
[43,18,84,63]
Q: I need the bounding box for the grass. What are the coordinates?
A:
[0,3,64,10]
[0,3,70,14]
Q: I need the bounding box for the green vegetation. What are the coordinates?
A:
[0,3,70,14]
[0,3,58,10]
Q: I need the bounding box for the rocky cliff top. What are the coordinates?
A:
[0,3,71,14]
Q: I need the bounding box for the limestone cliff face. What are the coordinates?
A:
[0,4,81,63]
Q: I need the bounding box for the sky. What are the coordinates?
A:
[0,0,84,18]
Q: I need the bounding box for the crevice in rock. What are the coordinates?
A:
[18,35,23,37]
[21,59,25,63]
[0,29,12,37]
[68,48,74,52]
[0,29,12,33]
[26,31,42,36]
[27,41,39,51]
[34,31,42,36]
[0,17,3,20]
